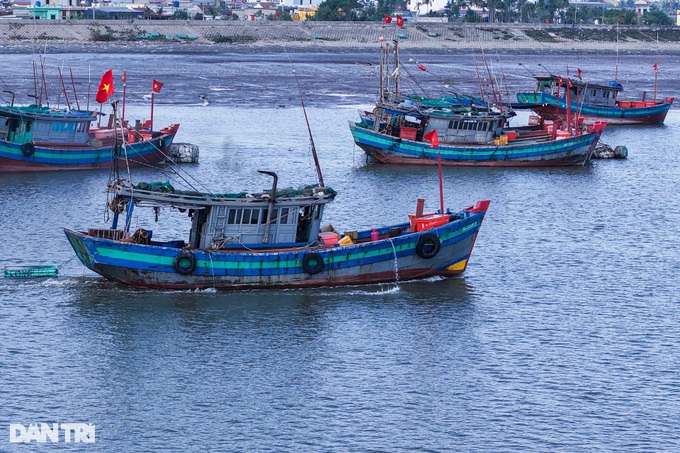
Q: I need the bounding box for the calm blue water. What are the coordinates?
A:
[1,49,679,451]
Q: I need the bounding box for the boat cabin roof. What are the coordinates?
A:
[111,180,337,210]
[0,105,98,123]
[532,74,624,93]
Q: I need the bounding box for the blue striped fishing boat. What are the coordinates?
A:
[0,105,179,172]
[350,41,606,167]
[515,74,674,125]
[64,174,489,290]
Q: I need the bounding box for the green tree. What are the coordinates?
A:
[641,6,672,25]
[315,0,362,20]
[173,9,189,19]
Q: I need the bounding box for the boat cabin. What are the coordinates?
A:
[0,105,98,146]
[372,103,510,145]
[532,74,624,107]
[109,178,337,250]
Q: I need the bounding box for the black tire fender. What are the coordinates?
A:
[174,249,196,275]
[21,142,35,157]
[415,233,441,259]
[302,252,324,275]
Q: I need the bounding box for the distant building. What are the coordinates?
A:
[634,0,651,15]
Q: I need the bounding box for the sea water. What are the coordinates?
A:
[0,49,678,451]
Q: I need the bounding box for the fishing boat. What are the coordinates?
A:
[349,41,606,167]
[0,104,179,172]
[64,174,490,290]
[515,74,674,126]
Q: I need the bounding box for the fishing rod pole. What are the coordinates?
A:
[538,63,554,76]
[517,63,535,77]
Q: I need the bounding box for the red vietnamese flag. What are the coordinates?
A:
[417,63,427,71]
[384,14,392,24]
[558,76,563,88]
[121,71,127,83]
[152,79,164,93]
[567,78,573,89]
[396,14,404,27]
[577,68,582,79]
[424,129,439,148]
[654,62,658,71]
[95,69,114,103]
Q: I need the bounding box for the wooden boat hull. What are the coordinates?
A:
[349,123,602,167]
[63,201,489,290]
[0,125,179,172]
[516,92,674,125]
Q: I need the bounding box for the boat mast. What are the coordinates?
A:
[379,43,384,102]
[69,68,80,110]
[615,22,619,82]
[566,78,572,132]
[57,67,72,110]
[473,56,486,111]
[394,40,400,98]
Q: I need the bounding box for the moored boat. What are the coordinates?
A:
[350,41,606,167]
[515,74,674,125]
[0,104,179,172]
[64,175,490,290]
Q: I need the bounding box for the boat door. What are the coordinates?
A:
[6,117,33,144]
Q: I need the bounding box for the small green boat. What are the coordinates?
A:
[4,265,58,278]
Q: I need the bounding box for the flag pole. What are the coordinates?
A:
[87,66,91,111]
[150,91,154,131]
[122,74,127,122]
[654,63,658,103]
[438,150,444,215]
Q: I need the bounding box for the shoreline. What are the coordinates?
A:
[1,21,679,54]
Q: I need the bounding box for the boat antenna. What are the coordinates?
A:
[286,51,325,187]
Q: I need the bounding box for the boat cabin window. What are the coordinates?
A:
[227,208,262,225]
[51,122,76,133]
